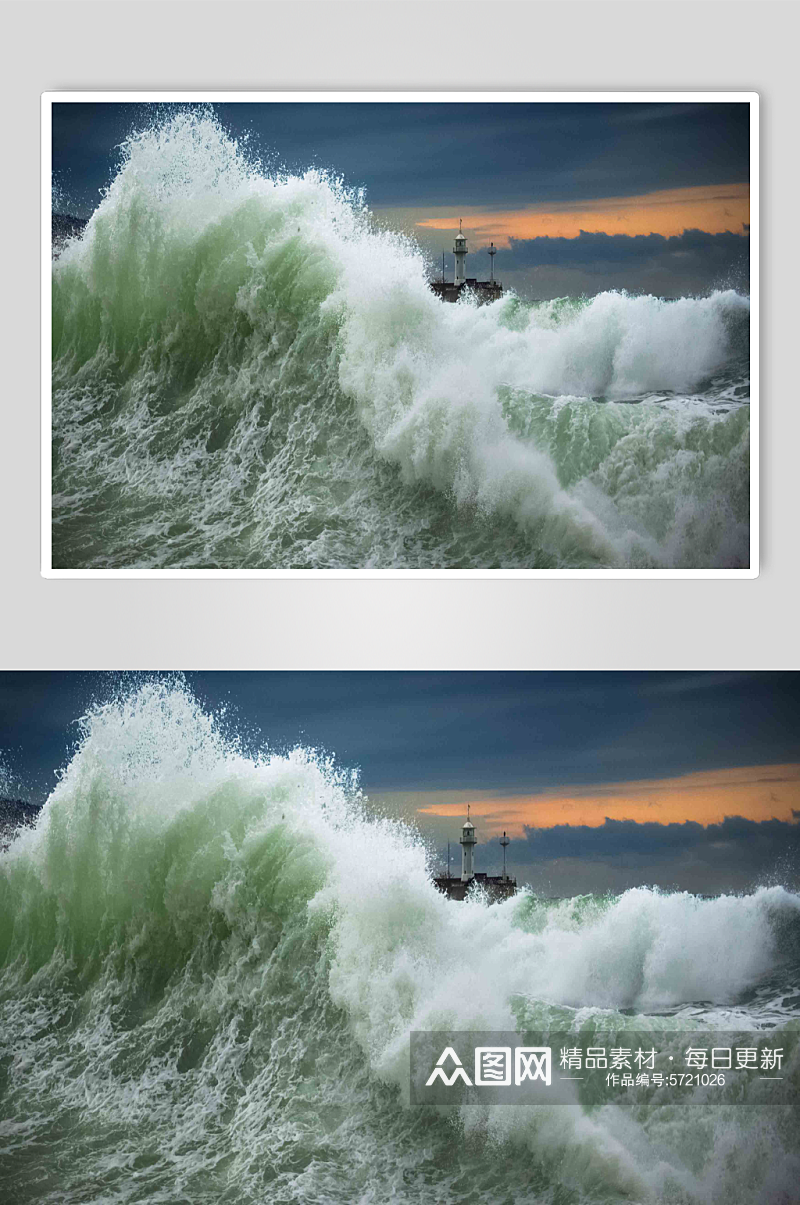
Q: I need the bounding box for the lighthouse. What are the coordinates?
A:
[433,809,517,901]
[453,218,468,287]
[430,221,502,305]
[459,805,477,881]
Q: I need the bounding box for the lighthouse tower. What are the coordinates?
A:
[453,219,468,287]
[459,806,477,881]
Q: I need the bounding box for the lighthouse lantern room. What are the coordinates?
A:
[453,218,468,286]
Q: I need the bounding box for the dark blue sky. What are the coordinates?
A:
[52,101,750,213]
[1,671,795,800]
[51,100,751,298]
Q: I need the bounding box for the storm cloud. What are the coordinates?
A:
[481,814,800,895]
[513,814,800,860]
[508,228,749,270]
[498,228,750,297]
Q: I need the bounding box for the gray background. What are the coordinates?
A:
[2,1,797,670]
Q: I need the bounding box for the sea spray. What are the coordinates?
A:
[1,682,798,1203]
[52,112,751,569]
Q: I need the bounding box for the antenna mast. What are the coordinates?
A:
[500,830,510,881]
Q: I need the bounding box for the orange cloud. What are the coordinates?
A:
[415,764,800,838]
[413,183,750,248]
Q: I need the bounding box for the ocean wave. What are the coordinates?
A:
[1,683,796,1204]
[52,112,751,570]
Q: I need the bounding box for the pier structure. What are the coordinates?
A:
[430,219,503,305]
[433,807,517,901]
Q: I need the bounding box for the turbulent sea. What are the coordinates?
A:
[1,682,798,1204]
[51,114,751,570]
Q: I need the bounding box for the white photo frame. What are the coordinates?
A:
[42,91,759,579]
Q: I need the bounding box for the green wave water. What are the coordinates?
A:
[52,113,751,569]
[1,682,798,1203]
